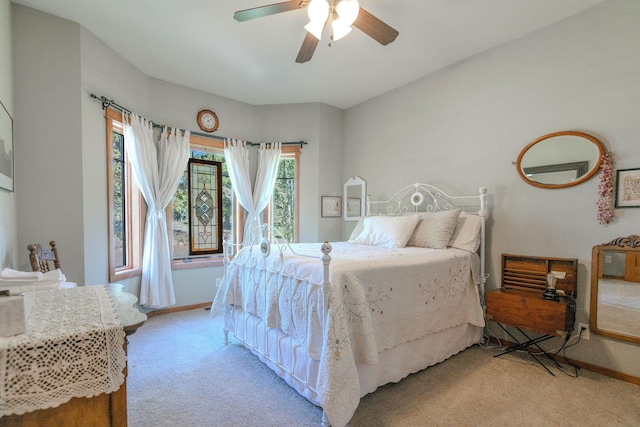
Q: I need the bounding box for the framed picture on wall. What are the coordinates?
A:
[615,168,640,208]
[0,100,13,192]
[321,196,342,218]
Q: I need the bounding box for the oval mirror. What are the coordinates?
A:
[516,131,605,189]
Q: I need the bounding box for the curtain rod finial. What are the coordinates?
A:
[99,96,113,110]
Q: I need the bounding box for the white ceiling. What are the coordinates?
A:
[12,0,606,109]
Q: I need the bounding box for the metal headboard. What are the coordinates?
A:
[366,183,486,216]
[366,183,489,302]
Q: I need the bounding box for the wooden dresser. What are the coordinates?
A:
[486,254,578,337]
[0,285,145,427]
[0,353,128,427]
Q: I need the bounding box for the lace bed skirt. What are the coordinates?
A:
[0,286,127,417]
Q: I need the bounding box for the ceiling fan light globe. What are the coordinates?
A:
[307,0,330,23]
[336,0,360,26]
[331,19,352,41]
[304,20,325,40]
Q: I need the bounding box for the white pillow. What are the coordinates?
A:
[351,215,420,248]
[406,209,462,249]
[448,213,482,252]
[348,217,365,241]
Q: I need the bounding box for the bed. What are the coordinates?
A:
[212,183,488,427]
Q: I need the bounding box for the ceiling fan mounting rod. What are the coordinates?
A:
[328,2,337,46]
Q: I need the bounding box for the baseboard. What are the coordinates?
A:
[569,358,640,386]
[487,337,640,386]
[145,301,212,318]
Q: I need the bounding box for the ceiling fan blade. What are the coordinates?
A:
[352,7,399,46]
[234,1,309,22]
[296,31,320,63]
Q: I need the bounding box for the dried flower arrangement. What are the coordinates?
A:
[597,152,615,224]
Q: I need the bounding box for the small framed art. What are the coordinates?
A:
[321,196,342,218]
[615,168,640,208]
[0,100,13,192]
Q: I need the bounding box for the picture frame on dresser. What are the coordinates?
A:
[614,168,640,208]
[0,99,13,192]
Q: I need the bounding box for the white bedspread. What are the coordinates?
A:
[216,242,485,427]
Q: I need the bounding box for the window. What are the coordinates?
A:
[112,129,125,267]
[106,109,143,281]
[266,146,300,243]
[171,136,237,266]
[107,115,300,275]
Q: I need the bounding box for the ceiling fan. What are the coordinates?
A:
[234,0,399,63]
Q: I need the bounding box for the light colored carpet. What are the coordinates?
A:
[127,308,640,426]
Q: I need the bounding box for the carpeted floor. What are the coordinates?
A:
[126,308,640,426]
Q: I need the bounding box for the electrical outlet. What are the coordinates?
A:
[577,322,590,340]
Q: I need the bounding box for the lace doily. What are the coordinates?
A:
[0,286,126,416]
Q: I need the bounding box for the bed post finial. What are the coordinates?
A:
[321,242,332,317]
[478,187,487,218]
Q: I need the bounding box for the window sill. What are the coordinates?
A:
[172,257,224,270]
[110,267,142,283]
[109,257,224,281]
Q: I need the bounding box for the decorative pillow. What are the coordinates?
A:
[351,215,420,248]
[348,217,365,241]
[448,213,482,252]
[406,209,462,249]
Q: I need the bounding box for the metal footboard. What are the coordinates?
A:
[220,225,332,425]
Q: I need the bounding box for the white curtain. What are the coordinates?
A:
[124,113,191,308]
[224,139,282,245]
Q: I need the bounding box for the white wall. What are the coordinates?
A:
[0,0,17,270]
[343,0,640,377]
[255,102,345,242]
[13,6,85,283]
[318,104,344,241]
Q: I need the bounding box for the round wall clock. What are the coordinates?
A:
[197,109,219,132]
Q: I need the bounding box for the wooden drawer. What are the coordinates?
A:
[486,288,575,337]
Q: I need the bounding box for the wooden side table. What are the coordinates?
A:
[486,254,578,375]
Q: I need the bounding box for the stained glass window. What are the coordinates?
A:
[188,159,223,255]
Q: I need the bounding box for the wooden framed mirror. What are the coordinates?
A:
[590,235,640,344]
[516,131,605,189]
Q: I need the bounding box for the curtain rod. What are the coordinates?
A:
[89,93,307,147]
